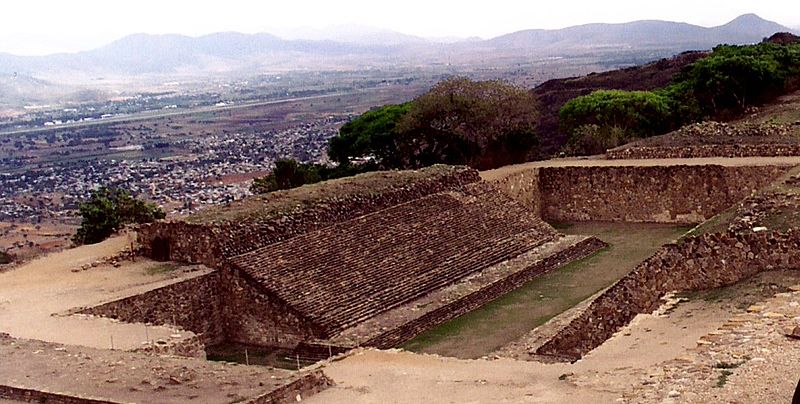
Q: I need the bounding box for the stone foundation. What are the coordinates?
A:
[0,385,116,404]
[220,268,322,349]
[491,165,787,224]
[78,272,225,347]
[137,166,482,267]
[536,229,800,361]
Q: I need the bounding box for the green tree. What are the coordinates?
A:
[673,43,795,117]
[73,187,165,245]
[394,77,540,169]
[251,158,320,193]
[328,103,411,166]
[557,42,800,156]
[560,90,673,143]
[250,158,377,194]
[563,124,629,156]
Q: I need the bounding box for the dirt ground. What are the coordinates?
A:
[0,334,314,404]
[310,271,800,403]
[0,233,205,350]
[0,221,75,265]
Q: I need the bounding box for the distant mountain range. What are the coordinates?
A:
[489,14,792,50]
[0,14,796,79]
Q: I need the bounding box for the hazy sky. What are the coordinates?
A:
[3,0,799,55]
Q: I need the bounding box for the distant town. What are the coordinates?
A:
[0,115,350,222]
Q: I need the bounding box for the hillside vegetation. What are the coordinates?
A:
[562,39,800,154]
[253,77,538,192]
[253,36,800,193]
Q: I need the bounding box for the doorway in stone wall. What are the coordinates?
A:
[151,237,170,261]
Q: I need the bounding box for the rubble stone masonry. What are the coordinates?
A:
[219,267,322,348]
[138,167,481,267]
[493,165,787,224]
[78,272,225,347]
[607,144,800,160]
[536,229,800,361]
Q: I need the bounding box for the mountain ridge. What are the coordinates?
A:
[0,14,795,77]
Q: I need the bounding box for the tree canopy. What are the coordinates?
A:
[327,77,540,170]
[73,187,165,245]
[675,43,799,118]
[559,42,800,155]
[328,103,411,166]
[250,158,373,194]
[560,90,673,150]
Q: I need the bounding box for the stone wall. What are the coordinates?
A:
[135,335,207,359]
[487,168,542,214]
[363,237,608,349]
[138,167,481,267]
[606,144,800,160]
[0,385,116,404]
[220,268,322,349]
[247,370,333,404]
[78,272,225,347]
[536,229,800,361]
[492,165,787,224]
[137,223,221,266]
[229,181,558,338]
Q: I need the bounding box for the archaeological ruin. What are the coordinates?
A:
[81,165,601,359]
[78,155,800,365]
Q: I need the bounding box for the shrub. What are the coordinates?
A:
[326,76,540,170]
[563,124,630,155]
[560,90,673,154]
[250,158,375,194]
[559,42,800,155]
[73,187,165,245]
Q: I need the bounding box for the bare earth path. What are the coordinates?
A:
[480,156,800,181]
[0,234,204,351]
[311,272,800,403]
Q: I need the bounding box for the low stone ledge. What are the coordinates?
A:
[0,385,119,404]
[536,229,800,361]
[607,144,800,160]
[246,370,334,404]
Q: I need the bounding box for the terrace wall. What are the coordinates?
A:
[488,168,542,215]
[606,144,800,160]
[0,385,116,404]
[78,272,225,347]
[247,370,333,404]
[492,165,787,224]
[536,229,800,361]
[219,268,322,349]
[138,167,481,266]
